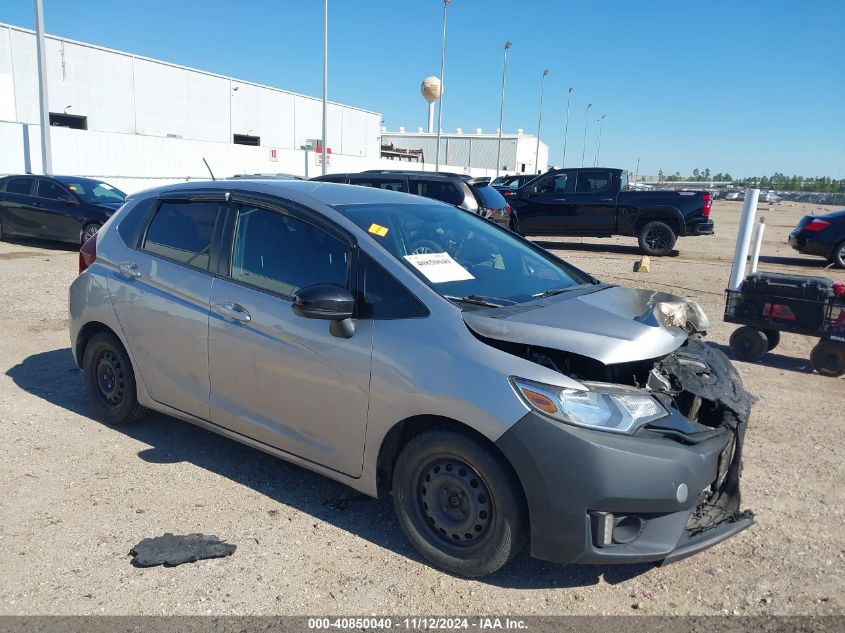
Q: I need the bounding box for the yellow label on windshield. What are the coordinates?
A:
[368,223,389,237]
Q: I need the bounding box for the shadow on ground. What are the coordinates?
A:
[530,239,679,258]
[6,347,653,589]
[0,236,80,252]
[757,254,834,270]
[710,342,815,375]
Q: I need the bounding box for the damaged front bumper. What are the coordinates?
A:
[495,340,754,566]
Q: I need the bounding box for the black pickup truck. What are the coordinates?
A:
[508,168,714,255]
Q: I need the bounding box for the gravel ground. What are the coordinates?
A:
[0,200,842,616]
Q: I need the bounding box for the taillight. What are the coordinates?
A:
[701,193,712,217]
[502,190,516,197]
[505,203,513,216]
[79,234,97,274]
[804,218,832,232]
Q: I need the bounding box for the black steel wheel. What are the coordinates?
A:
[82,331,146,425]
[729,326,769,362]
[392,429,527,577]
[810,340,845,377]
[638,220,677,256]
[81,223,101,245]
[763,329,781,351]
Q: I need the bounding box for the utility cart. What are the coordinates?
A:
[725,272,845,377]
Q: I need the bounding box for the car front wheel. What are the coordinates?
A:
[831,241,845,269]
[392,428,528,577]
[82,331,146,425]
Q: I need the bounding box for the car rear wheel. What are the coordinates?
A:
[638,220,677,256]
[831,241,845,269]
[729,326,769,362]
[810,340,845,377]
[82,332,146,425]
[81,223,101,246]
[391,429,528,577]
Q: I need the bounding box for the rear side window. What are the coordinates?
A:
[38,180,71,201]
[230,205,348,298]
[472,185,507,210]
[4,177,33,195]
[575,171,611,193]
[142,201,222,270]
[358,252,428,320]
[348,177,406,192]
[411,180,464,206]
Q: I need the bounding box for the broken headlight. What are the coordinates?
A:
[654,299,710,333]
[511,378,669,434]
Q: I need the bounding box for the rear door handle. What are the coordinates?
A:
[213,301,251,323]
[118,262,141,278]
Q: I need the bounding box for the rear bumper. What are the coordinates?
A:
[789,233,833,258]
[689,220,715,236]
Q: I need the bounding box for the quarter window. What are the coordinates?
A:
[142,201,222,270]
[230,205,348,298]
[412,180,464,206]
[358,252,428,319]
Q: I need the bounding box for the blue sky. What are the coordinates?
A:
[3,0,843,178]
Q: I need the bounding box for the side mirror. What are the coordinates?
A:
[62,195,78,205]
[519,185,538,200]
[292,283,356,337]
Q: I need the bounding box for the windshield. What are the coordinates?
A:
[334,202,592,306]
[60,179,126,204]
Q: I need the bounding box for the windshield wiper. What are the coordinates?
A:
[532,286,579,298]
[443,294,512,308]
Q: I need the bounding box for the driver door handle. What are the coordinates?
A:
[213,301,251,323]
[118,262,141,279]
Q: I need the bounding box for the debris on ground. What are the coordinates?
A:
[129,533,236,567]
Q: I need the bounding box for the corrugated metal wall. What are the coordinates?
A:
[383,134,522,172]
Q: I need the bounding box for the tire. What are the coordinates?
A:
[81,223,101,245]
[810,340,845,377]
[82,331,146,425]
[729,326,769,362]
[831,241,845,269]
[637,220,677,256]
[391,428,528,577]
[0,217,4,241]
[763,329,781,351]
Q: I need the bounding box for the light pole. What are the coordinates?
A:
[321,0,328,175]
[34,0,52,175]
[593,114,606,167]
[561,86,572,168]
[580,102,592,167]
[434,0,451,172]
[496,40,512,178]
[534,69,549,174]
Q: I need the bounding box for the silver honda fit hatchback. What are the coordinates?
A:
[69,180,754,577]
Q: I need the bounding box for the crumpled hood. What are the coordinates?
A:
[463,286,696,365]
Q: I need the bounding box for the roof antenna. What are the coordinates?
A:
[202,157,216,180]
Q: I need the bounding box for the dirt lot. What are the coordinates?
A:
[0,200,842,616]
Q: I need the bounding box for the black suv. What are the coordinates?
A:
[0,174,126,245]
[311,170,511,227]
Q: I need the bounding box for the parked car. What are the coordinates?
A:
[0,174,126,245]
[508,168,714,256]
[70,180,753,577]
[759,191,780,204]
[788,209,845,268]
[724,191,744,201]
[492,174,537,199]
[226,173,303,180]
[310,170,511,228]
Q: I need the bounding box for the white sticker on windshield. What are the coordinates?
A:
[403,252,475,283]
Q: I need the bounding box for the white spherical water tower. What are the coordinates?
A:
[421,76,442,134]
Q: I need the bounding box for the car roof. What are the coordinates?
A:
[132,178,451,209]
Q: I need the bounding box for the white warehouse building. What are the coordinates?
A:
[0,22,391,192]
[382,128,549,175]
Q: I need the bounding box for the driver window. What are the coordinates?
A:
[38,179,72,201]
[536,173,570,193]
